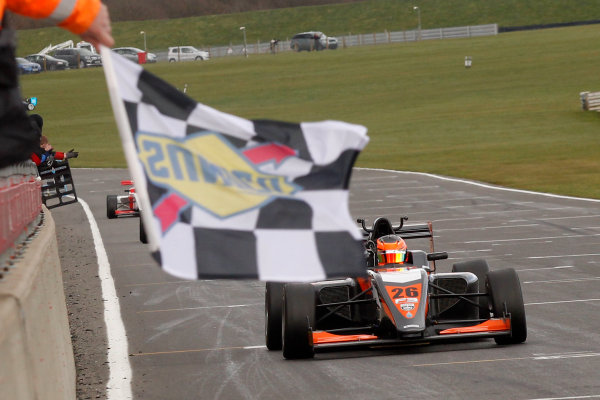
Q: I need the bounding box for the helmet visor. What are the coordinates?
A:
[377,250,406,265]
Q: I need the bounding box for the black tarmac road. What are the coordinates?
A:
[53,168,600,400]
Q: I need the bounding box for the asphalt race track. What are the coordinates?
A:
[52,168,600,400]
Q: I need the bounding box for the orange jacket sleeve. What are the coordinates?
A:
[4,0,101,34]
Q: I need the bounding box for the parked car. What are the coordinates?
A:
[113,47,157,64]
[25,54,69,71]
[168,46,209,62]
[52,48,102,68]
[16,57,41,74]
[290,31,338,52]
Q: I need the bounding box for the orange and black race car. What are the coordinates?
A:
[265,216,527,359]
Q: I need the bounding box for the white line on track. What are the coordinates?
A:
[523,277,600,284]
[465,233,600,244]
[527,396,600,400]
[529,253,600,259]
[525,298,600,306]
[79,197,132,399]
[432,217,485,223]
[412,351,600,368]
[437,224,539,232]
[367,185,440,191]
[544,215,600,221]
[519,266,575,271]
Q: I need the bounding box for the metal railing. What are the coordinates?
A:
[0,162,42,268]
[203,23,498,58]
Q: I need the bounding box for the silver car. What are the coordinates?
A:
[167,46,210,62]
[113,47,157,63]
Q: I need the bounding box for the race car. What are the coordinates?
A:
[106,180,148,243]
[265,216,527,359]
[106,180,139,219]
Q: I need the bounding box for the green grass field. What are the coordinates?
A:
[19,25,600,199]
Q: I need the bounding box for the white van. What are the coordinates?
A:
[168,46,210,62]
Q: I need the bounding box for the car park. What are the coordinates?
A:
[113,47,157,63]
[266,216,527,359]
[52,48,102,68]
[290,31,338,51]
[25,54,69,71]
[16,57,41,74]
[167,46,210,62]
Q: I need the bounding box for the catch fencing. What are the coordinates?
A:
[205,23,498,58]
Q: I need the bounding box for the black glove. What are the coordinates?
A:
[65,149,79,159]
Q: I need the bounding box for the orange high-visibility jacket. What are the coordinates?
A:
[0,0,100,34]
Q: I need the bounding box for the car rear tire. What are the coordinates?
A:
[452,259,490,319]
[139,216,148,244]
[106,195,117,219]
[169,58,176,63]
[265,282,285,350]
[486,268,527,345]
[282,283,315,359]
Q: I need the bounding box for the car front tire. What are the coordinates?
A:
[265,282,285,350]
[486,268,527,345]
[106,195,117,219]
[282,283,315,359]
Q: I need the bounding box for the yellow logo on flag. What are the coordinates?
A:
[136,132,299,218]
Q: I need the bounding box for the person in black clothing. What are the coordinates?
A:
[0,27,40,169]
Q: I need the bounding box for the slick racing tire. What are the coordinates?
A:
[282,283,315,359]
[486,268,527,345]
[106,195,118,219]
[452,259,490,319]
[139,216,148,244]
[265,282,285,350]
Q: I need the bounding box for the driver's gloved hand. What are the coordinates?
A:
[65,149,79,159]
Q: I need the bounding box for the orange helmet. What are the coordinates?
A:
[376,234,407,266]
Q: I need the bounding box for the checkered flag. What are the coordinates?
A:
[102,47,369,282]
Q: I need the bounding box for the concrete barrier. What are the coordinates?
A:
[0,208,75,400]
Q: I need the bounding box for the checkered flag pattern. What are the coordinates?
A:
[102,48,369,282]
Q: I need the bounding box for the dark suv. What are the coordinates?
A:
[52,48,102,68]
[290,31,337,52]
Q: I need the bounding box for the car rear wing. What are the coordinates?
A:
[395,222,435,253]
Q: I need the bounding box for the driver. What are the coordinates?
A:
[376,234,407,266]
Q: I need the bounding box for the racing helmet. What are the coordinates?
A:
[376,234,407,266]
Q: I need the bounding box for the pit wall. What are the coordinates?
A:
[0,208,75,400]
